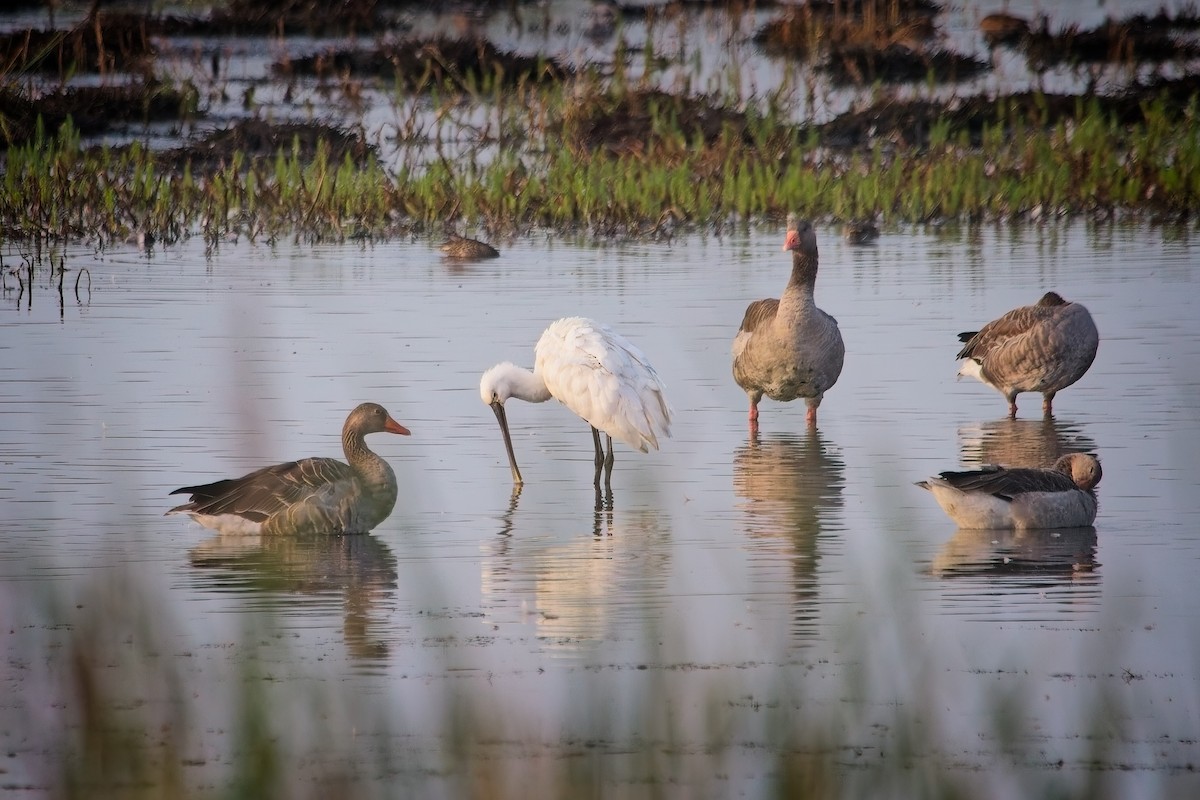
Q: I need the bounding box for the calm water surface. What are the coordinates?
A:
[2,222,1198,795]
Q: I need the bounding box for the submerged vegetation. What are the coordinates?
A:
[0,0,1198,245]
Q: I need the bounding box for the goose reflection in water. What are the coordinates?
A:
[482,490,671,651]
[733,429,844,641]
[188,533,398,662]
[958,416,1098,469]
[930,526,1098,582]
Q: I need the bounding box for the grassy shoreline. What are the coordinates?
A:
[3,81,1197,247]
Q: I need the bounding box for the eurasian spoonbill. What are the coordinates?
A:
[480,317,672,488]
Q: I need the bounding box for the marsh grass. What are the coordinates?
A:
[2,79,1196,246]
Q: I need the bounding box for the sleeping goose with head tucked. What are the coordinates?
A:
[917,453,1102,530]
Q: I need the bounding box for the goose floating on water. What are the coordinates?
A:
[916,453,1102,530]
[167,403,410,535]
[842,220,879,245]
[440,233,499,259]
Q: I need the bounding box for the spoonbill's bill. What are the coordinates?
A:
[732,215,844,431]
[167,402,410,535]
[956,291,1099,418]
[480,317,673,487]
[916,453,1102,530]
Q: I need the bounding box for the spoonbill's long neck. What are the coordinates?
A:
[509,366,553,404]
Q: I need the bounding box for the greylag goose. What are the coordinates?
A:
[842,220,879,244]
[440,233,499,259]
[167,403,410,535]
[980,12,1030,46]
[480,316,672,488]
[916,453,1102,530]
[956,291,1098,417]
[733,215,845,430]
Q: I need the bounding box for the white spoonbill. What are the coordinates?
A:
[956,291,1099,418]
[732,215,844,431]
[480,317,673,487]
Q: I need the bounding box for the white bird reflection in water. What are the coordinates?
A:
[188,533,398,663]
[958,416,1098,469]
[733,429,845,643]
[481,489,671,653]
[928,526,1100,618]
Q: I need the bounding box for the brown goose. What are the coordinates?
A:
[956,292,1099,418]
[440,233,499,259]
[842,220,879,245]
[732,216,845,430]
[980,12,1030,47]
[917,453,1102,530]
[167,403,410,535]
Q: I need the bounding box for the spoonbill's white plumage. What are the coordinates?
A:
[916,453,1102,530]
[956,291,1099,418]
[732,215,844,431]
[480,317,673,487]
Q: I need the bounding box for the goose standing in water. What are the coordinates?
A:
[956,291,1099,418]
[733,215,844,431]
[167,403,410,535]
[917,453,1102,530]
[481,317,672,488]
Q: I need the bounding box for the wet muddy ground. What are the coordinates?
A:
[2,0,1199,183]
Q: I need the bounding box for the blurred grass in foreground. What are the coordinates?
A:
[2,557,1168,800]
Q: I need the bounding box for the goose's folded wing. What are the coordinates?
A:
[935,465,1079,499]
[170,457,354,520]
[738,298,779,335]
[956,304,1062,361]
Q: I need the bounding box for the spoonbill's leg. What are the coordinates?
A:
[603,434,615,489]
[591,427,605,487]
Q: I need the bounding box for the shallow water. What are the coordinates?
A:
[2,221,1199,795]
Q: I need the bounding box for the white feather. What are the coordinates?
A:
[480,317,673,483]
